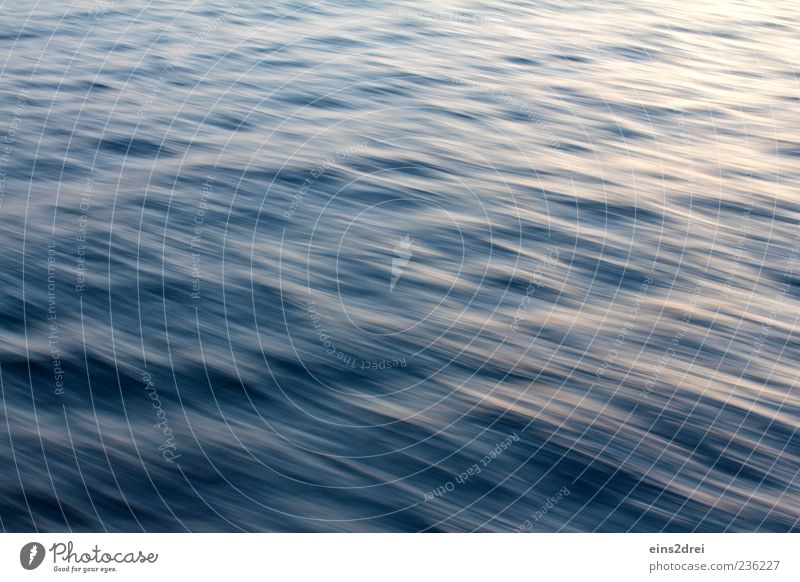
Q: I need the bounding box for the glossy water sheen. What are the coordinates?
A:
[0,0,799,532]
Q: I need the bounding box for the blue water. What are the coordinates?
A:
[1,0,799,532]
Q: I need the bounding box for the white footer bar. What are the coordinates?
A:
[1,533,796,581]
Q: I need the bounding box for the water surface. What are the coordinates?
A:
[0,0,799,531]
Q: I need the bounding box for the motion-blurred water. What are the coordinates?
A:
[0,0,799,532]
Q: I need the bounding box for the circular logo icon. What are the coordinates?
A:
[20,542,46,570]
